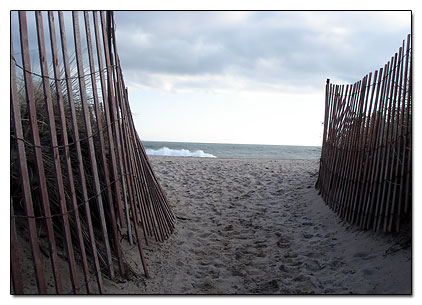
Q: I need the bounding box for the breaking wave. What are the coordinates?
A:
[145,146,217,158]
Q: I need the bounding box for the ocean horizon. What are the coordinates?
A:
[142,140,321,160]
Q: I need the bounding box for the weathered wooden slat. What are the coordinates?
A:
[321,83,334,203]
[126,91,175,228]
[12,10,178,294]
[364,60,391,230]
[345,76,368,222]
[341,81,360,219]
[10,198,24,294]
[360,66,386,229]
[338,82,360,218]
[118,86,154,243]
[84,10,125,275]
[314,35,410,232]
[72,11,114,279]
[403,45,412,216]
[17,11,49,294]
[325,83,341,205]
[47,10,92,294]
[354,70,379,225]
[316,79,331,191]
[383,47,403,232]
[35,11,81,293]
[93,11,130,238]
[58,11,104,293]
[318,35,410,231]
[327,84,344,209]
[333,84,352,214]
[374,54,397,231]
[132,113,176,230]
[397,34,412,230]
[101,11,127,229]
[108,23,154,243]
[387,41,406,232]
[105,11,151,276]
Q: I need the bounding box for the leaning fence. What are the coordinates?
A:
[316,34,412,233]
[10,11,175,294]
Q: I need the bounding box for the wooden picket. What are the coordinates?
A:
[10,11,175,294]
[316,34,412,233]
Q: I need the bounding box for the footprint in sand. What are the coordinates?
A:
[223,224,234,231]
[304,259,326,272]
[279,264,290,273]
[254,240,267,249]
[276,236,291,249]
[329,259,346,269]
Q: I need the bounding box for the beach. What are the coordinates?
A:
[10,10,413,297]
[102,156,411,294]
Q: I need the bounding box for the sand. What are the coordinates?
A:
[13,156,411,294]
[102,156,411,294]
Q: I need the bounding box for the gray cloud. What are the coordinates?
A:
[114,11,410,92]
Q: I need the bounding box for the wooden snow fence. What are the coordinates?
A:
[10,10,175,294]
[316,34,412,233]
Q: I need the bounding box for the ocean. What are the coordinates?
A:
[142,141,321,160]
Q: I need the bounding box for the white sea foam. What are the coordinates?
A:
[146,147,217,158]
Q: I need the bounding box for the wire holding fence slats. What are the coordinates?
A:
[316,34,412,233]
[10,11,175,294]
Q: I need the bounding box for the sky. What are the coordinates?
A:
[112,11,410,146]
[8,10,411,147]
[2,5,420,301]
[2,5,419,300]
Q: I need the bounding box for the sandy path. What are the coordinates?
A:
[103,156,411,294]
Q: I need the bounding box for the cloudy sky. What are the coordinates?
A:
[113,11,410,146]
[12,11,410,146]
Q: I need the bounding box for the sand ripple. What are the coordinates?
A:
[104,157,411,294]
